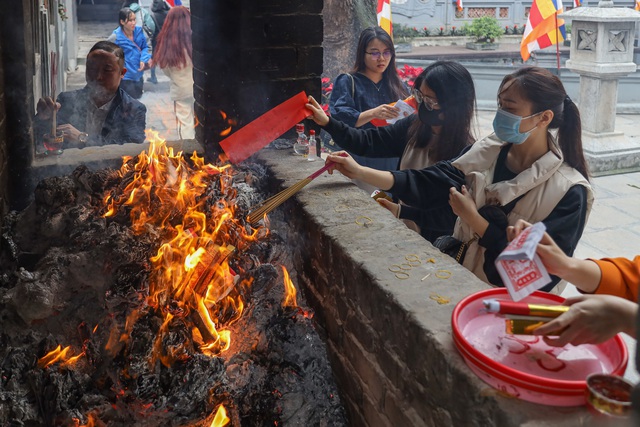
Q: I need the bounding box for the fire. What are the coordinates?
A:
[211,405,230,427]
[37,344,84,369]
[101,130,267,365]
[218,110,236,137]
[281,266,297,308]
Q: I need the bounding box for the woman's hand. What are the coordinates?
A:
[449,185,477,223]
[138,61,145,71]
[36,96,61,120]
[534,294,638,346]
[325,151,362,180]
[370,103,400,121]
[377,198,399,217]
[306,96,330,126]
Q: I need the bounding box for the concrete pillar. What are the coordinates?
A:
[560,4,640,175]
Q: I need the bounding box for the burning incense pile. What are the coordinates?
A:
[0,132,346,426]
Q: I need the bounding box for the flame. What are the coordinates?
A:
[218,110,236,137]
[211,405,230,427]
[101,130,267,365]
[76,412,103,427]
[38,344,84,369]
[281,266,297,308]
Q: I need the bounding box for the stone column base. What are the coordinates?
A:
[582,131,640,176]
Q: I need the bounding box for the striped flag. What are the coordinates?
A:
[573,0,581,7]
[520,0,566,61]
[457,0,464,12]
[377,0,392,37]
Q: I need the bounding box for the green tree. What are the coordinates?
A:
[468,17,503,43]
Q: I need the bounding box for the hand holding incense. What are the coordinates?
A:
[247,153,346,225]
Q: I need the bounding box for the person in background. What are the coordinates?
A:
[507,219,638,346]
[108,7,151,99]
[322,67,592,293]
[35,41,146,148]
[329,26,409,190]
[148,0,171,84]
[306,60,476,242]
[153,6,194,140]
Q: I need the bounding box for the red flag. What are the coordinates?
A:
[520,0,566,61]
[219,92,312,164]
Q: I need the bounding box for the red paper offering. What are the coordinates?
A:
[220,91,312,164]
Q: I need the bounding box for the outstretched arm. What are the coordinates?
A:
[533,294,637,346]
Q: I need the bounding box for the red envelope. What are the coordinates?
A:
[370,95,418,127]
[220,91,312,164]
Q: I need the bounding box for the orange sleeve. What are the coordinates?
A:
[591,256,640,302]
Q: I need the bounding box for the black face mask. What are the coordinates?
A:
[418,103,444,126]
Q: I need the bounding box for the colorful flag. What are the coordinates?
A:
[456,0,464,12]
[520,0,566,61]
[377,0,392,36]
[636,0,640,11]
[573,0,581,7]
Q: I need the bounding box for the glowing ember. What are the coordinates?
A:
[101,130,267,363]
[211,405,230,427]
[218,110,236,137]
[281,266,297,308]
[37,344,84,369]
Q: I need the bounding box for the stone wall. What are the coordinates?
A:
[0,0,36,212]
[0,38,7,224]
[256,149,597,427]
[191,0,323,162]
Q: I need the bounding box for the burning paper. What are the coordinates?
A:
[495,222,551,301]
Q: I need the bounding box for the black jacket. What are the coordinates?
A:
[36,86,147,147]
[151,0,170,31]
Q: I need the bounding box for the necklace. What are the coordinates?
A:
[371,80,383,92]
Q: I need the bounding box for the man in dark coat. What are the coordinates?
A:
[35,41,146,148]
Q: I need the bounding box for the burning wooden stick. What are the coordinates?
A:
[247,154,345,225]
[177,240,236,343]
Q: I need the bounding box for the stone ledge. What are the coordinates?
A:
[255,148,599,426]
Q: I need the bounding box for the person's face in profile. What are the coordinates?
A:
[85,49,126,103]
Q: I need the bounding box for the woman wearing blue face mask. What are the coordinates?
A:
[306,61,476,243]
[320,67,593,293]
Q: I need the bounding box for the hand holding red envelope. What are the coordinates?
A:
[219,91,312,164]
[495,222,551,301]
[370,95,418,127]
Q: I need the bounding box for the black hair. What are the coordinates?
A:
[350,26,408,100]
[89,40,125,67]
[407,61,476,162]
[499,67,589,180]
[118,7,134,28]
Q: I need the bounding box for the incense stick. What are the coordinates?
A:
[247,160,336,225]
[50,52,57,136]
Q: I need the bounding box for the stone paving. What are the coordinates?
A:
[69,21,640,381]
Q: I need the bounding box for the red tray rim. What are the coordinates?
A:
[451,288,629,391]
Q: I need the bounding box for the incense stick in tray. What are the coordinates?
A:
[247,160,335,225]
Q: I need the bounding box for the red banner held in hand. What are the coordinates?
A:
[220,91,312,164]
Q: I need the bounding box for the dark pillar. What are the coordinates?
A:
[191,0,323,162]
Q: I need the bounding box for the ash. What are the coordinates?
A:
[0,162,347,426]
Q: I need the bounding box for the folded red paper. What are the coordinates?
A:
[220,91,312,164]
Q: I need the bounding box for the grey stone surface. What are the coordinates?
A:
[255,148,625,426]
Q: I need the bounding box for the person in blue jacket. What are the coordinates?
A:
[108,7,152,99]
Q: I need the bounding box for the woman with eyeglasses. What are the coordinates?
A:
[313,67,593,293]
[308,60,476,242]
[328,27,410,184]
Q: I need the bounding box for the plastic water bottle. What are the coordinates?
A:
[293,123,309,157]
[308,130,318,161]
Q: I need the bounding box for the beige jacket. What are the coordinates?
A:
[451,133,594,285]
